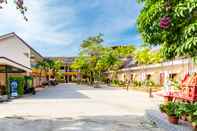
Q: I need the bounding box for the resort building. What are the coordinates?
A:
[110,58,197,86]
[0,32,44,96]
[48,57,80,83]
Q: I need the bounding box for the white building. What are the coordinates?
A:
[0,32,43,96]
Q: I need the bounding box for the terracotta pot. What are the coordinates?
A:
[168,116,178,124]
[181,115,187,121]
[187,116,192,122]
[192,123,197,131]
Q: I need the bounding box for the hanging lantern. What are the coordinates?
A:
[160,16,171,29]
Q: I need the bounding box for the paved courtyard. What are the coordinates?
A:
[0,83,163,131]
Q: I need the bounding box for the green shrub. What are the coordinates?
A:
[9,77,25,96]
[143,79,155,87]
[160,102,197,120]
[132,80,142,87]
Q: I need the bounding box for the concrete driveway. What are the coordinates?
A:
[0,83,163,131]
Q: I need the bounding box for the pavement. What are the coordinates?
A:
[0,83,163,131]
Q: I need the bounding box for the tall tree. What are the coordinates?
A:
[137,0,197,59]
[45,59,63,79]
[133,47,163,65]
[72,34,104,84]
[113,45,135,58]
[35,60,49,86]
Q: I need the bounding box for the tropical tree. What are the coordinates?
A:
[45,59,63,79]
[133,47,152,65]
[0,0,28,20]
[35,60,48,86]
[133,47,163,65]
[137,0,197,60]
[113,45,136,58]
[72,35,134,84]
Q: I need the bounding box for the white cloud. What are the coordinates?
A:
[0,0,142,56]
[0,0,76,47]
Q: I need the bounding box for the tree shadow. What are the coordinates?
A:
[23,85,90,100]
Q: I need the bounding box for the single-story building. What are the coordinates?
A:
[109,58,197,86]
[0,32,44,96]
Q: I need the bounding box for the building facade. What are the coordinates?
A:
[48,57,80,83]
[109,58,197,86]
[0,33,44,96]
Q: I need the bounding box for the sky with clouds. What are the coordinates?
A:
[0,0,142,57]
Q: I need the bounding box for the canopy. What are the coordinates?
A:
[0,57,31,73]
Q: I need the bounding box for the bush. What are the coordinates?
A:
[160,102,197,120]
[143,79,155,87]
[132,80,142,87]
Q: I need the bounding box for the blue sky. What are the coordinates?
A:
[0,0,142,57]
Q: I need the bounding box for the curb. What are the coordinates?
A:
[145,109,192,131]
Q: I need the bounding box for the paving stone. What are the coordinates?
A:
[145,109,193,131]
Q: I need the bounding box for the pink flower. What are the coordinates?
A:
[160,16,171,29]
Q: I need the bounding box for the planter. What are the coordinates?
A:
[187,115,193,122]
[164,96,172,104]
[181,115,187,121]
[192,123,197,131]
[168,115,179,124]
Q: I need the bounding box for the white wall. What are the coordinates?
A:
[0,36,31,68]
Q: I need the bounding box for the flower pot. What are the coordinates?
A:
[192,122,197,131]
[187,115,192,122]
[168,116,178,124]
[181,115,187,121]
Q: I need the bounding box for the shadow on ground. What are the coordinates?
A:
[24,85,90,100]
[0,115,161,131]
[23,84,123,100]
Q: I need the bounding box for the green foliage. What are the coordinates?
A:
[72,35,135,83]
[137,0,197,59]
[159,104,166,113]
[160,102,197,120]
[143,79,155,86]
[133,47,163,65]
[9,77,25,96]
[44,59,64,78]
[133,80,142,87]
[160,102,179,117]
[113,45,135,58]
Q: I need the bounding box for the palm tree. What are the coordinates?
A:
[35,60,48,86]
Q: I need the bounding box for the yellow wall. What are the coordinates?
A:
[115,62,197,85]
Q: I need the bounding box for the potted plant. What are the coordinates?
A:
[159,104,166,113]
[192,119,197,130]
[184,103,196,122]
[165,102,179,124]
[176,102,188,121]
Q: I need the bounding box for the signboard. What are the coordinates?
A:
[10,80,18,97]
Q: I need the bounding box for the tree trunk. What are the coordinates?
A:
[90,71,94,85]
[39,69,42,87]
